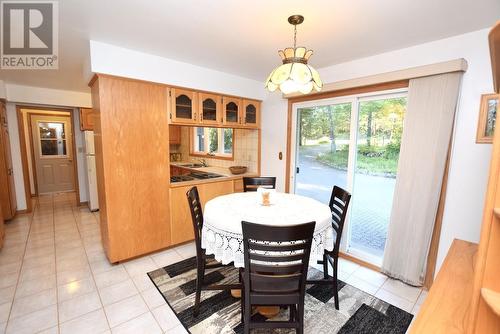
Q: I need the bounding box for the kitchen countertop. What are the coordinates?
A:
[169,162,258,188]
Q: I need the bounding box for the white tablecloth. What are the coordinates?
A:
[201,192,334,267]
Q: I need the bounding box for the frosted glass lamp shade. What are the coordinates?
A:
[265,47,322,94]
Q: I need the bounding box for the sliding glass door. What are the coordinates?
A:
[291,90,407,265]
[294,102,351,204]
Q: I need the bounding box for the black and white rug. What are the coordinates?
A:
[148,256,413,333]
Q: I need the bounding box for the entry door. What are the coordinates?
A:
[31,115,75,194]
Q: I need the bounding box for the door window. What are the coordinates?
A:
[38,122,67,156]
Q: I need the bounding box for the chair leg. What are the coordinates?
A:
[244,302,251,334]
[333,257,339,310]
[193,258,205,317]
[322,252,329,279]
[297,302,304,334]
[239,269,245,324]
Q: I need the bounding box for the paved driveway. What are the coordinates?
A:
[295,145,396,259]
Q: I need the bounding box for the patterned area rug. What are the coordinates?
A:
[148,256,413,334]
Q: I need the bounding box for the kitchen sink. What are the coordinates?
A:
[179,163,204,168]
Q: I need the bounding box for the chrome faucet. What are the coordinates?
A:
[193,158,208,167]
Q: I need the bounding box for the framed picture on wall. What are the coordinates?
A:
[476,93,499,143]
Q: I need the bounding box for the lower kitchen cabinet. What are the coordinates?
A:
[169,179,238,245]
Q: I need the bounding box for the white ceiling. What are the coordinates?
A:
[1,0,499,92]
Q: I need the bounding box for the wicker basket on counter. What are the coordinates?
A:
[229,166,247,175]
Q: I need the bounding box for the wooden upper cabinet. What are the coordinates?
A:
[242,99,260,128]
[223,97,242,126]
[199,93,221,125]
[170,88,197,124]
[169,125,181,145]
[79,108,94,131]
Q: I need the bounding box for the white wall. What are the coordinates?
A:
[6,84,91,107]
[261,28,494,274]
[89,41,265,100]
[5,84,92,210]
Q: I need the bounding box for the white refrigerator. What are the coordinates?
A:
[84,131,99,211]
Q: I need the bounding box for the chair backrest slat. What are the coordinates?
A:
[242,221,315,296]
[328,186,351,256]
[186,186,204,256]
[243,177,276,192]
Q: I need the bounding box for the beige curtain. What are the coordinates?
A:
[381,72,463,286]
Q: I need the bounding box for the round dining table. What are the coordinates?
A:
[201,191,334,268]
[201,191,334,317]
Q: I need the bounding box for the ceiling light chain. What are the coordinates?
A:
[265,15,323,95]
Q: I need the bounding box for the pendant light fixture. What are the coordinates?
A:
[265,15,322,95]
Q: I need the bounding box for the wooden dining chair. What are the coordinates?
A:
[241,220,316,334]
[186,186,240,316]
[242,177,276,192]
[307,185,351,310]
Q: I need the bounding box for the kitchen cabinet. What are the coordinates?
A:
[79,108,94,131]
[91,75,171,263]
[222,97,242,126]
[170,88,198,124]
[242,99,261,128]
[0,100,16,220]
[169,179,241,245]
[199,93,221,125]
[169,125,181,145]
[233,178,244,192]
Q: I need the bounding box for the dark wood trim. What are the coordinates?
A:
[15,107,33,213]
[339,251,381,273]
[423,133,454,289]
[69,110,81,205]
[17,106,80,204]
[285,100,293,193]
[288,80,409,104]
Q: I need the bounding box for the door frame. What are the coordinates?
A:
[16,105,80,210]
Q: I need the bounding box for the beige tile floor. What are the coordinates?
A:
[0,193,425,333]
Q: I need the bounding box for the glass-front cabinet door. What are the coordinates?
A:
[222,97,241,126]
[170,88,197,124]
[242,99,260,128]
[199,93,221,125]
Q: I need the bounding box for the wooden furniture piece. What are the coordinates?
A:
[90,75,171,263]
[243,176,276,192]
[241,221,316,334]
[467,21,500,334]
[169,179,236,245]
[410,239,477,333]
[170,88,198,124]
[198,93,222,125]
[308,186,351,310]
[186,186,240,316]
[169,125,181,145]
[79,107,94,131]
[222,96,242,126]
[242,99,261,128]
[413,22,500,333]
[0,100,16,220]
